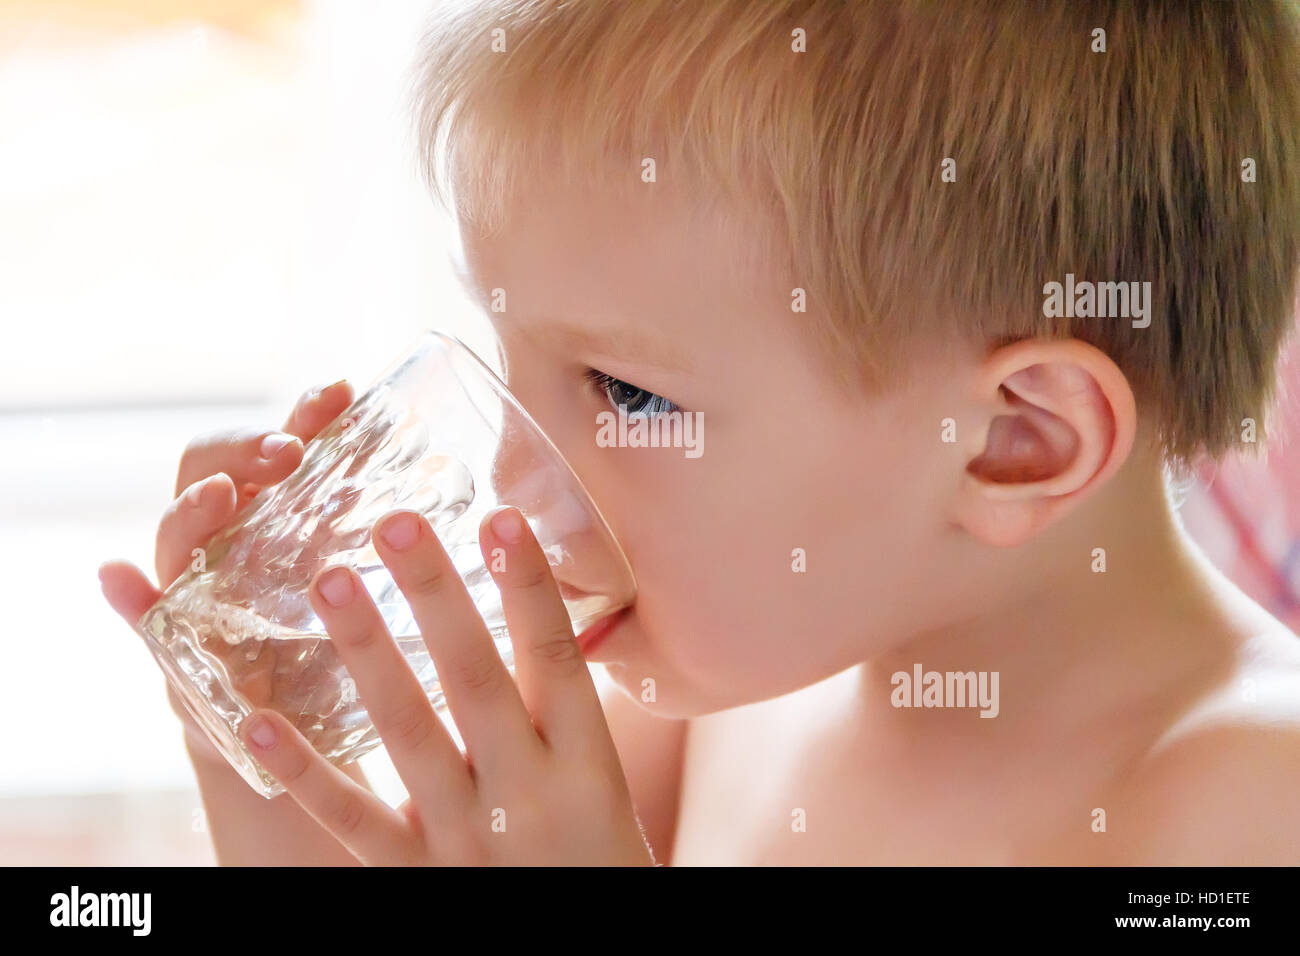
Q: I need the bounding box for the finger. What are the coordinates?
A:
[174,428,304,498]
[171,381,351,506]
[100,561,203,729]
[168,677,373,791]
[239,709,413,865]
[155,472,240,586]
[480,507,607,750]
[372,510,541,780]
[98,560,379,794]
[99,560,163,624]
[100,562,253,770]
[282,379,353,442]
[307,564,473,815]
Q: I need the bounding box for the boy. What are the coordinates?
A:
[102,0,1300,863]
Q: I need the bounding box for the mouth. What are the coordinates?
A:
[575,607,628,655]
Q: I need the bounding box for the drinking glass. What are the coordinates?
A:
[134,330,636,798]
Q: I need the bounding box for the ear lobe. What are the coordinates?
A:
[952,340,1137,546]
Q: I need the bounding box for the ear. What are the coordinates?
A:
[950,339,1137,547]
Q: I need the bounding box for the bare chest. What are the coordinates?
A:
[668,676,1090,865]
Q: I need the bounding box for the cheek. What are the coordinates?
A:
[589,500,765,698]
[575,400,950,707]
[606,493,851,701]
[629,441,941,692]
[795,427,951,648]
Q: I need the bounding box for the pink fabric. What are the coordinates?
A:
[1180,332,1300,631]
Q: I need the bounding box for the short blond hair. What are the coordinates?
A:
[414,0,1300,462]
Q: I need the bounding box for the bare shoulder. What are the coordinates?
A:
[1094,627,1300,864]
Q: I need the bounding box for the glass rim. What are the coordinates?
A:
[420,327,638,597]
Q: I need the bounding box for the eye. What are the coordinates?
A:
[584,368,680,416]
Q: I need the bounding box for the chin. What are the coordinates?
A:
[589,609,744,717]
[598,660,729,719]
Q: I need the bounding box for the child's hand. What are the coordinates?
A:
[236,505,653,866]
[100,380,368,865]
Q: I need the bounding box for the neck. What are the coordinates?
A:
[858,460,1247,767]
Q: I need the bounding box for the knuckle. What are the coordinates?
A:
[448,649,506,695]
[402,561,452,600]
[176,429,256,493]
[327,790,367,837]
[277,749,312,787]
[185,429,247,461]
[222,430,261,463]
[508,560,553,590]
[380,697,435,750]
[337,624,382,652]
[486,794,542,843]
[529,632,584,670]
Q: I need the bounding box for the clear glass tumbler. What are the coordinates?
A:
[134,330,637,798]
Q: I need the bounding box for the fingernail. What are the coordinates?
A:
[490,507,526,543]
[379,512,420,550]
[183,476,208,507]
[246,714,277,750]
[259,433,294,460]
[318,567,355,606]
[310,380,347,401]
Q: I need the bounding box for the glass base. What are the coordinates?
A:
[135,611,377,800]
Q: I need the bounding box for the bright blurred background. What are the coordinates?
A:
[0,0,494,864]
[0,0,1296,866]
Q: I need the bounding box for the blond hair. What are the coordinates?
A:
[414,0,1300,462]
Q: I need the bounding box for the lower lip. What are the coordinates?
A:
[576,608,627,655]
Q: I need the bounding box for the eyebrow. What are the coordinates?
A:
[525,320,695,376]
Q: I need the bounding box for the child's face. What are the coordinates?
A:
[458,183,984,716]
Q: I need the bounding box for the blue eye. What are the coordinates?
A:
[585,369,680,416]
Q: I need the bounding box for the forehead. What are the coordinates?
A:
[455,180,788,307]
[452,180,833,394]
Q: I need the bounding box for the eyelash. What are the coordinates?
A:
[584,368,681,417]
